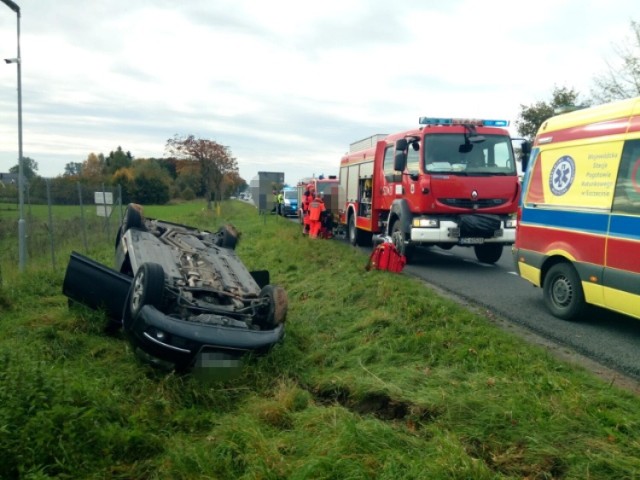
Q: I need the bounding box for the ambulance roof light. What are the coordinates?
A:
[419,117,510,127]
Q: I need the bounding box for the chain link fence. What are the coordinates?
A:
[0,181,125,277]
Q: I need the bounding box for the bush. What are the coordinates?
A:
[181,187,196,201]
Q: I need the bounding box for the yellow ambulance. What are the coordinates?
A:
[513,96,640,320]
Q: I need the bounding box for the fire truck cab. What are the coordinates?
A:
[338,118,521,263]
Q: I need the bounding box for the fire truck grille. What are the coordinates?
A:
[438,198,506,209]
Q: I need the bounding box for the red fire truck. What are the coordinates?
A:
[338,117,521,263]
[296,176,340,221]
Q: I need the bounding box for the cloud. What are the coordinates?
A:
[0,0,636,184]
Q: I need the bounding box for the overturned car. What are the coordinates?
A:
[63,204,287,371]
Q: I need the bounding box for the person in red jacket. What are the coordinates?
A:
[301,183,315,235]
[308,193,326,239]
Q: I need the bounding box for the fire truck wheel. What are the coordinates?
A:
[543,263,586,320]
[473,244,503,264]
[391,221,414,262]
[348,214,358,246]
[349,214,372,246]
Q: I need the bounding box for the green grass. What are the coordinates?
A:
[1,200,639,479]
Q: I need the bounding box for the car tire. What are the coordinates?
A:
[129,262,165,320]
[123,204,144,233]
[474,244,503,264]
[543,263,586,320]
[214,225,238,250]
[257,285,288,329]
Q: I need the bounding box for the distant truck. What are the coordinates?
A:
[249,171,284,212]
[338,117,521,263]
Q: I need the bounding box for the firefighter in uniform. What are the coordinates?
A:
[308,193,326,238]
[301,183,315,234]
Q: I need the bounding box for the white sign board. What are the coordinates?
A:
[96,205,113,217]
[95,191,114,217]
[94,192,113,205]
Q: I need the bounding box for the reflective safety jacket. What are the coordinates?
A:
[308,198,325,221]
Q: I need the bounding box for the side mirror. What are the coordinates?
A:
[520,140,532,172]
[459,142,472,153]
[394,139,408,172]
[394,150,407,172]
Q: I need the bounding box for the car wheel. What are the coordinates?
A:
[122,204,144,233]
[257,285,288,329]
[543,263,586,320]
[474,244,503,264]
[214,225,238,250]
[129,262,165,319]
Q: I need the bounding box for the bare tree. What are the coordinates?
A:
[591,20,640,103]
[166,135,238,210]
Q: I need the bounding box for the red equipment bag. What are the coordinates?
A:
[365,242,406,273]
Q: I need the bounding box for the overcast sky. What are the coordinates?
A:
[0,0,637,185]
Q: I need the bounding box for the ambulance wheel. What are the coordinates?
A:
[543,263,585,320]
[474,244,503,264]
[391,221,414,263]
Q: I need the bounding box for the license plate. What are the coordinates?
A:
[459,237,484,245]
[192,350,244,381]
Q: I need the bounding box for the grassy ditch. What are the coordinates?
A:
[1,200,639,479]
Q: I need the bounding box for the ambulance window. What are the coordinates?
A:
[612,140,640,215]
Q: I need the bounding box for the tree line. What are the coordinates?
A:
[0,136,247,208]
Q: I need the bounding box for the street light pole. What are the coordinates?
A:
[1,0,26,271]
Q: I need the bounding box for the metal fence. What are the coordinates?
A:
[0,181,124,276]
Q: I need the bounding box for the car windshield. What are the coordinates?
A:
[284,190,297,199]
[423,134,517,175]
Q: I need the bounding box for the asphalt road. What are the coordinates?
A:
[399,245,640,385]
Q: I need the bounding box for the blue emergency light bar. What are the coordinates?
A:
[419,117,510,127]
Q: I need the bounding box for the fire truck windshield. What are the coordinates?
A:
[316,181,338,194]
[423,134,517,175]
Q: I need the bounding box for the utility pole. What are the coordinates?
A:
[1,0,26,271]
